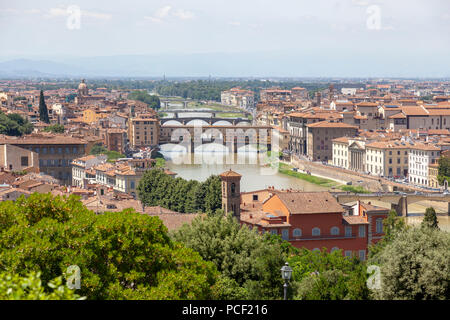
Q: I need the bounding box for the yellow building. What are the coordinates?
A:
[428,163,440,189]
[365,140,409,178]
[82,109,109,124]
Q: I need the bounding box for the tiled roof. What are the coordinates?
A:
[275,192,345,214]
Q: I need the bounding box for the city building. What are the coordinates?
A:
[221,88,255,110]
[306,121,359,162]
[365,140,410,178]
[0,144,39,172]
[129,114,160,149]
[0,133,87,185]
[408,143,441,186]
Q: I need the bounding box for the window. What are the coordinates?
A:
[58,147,62,154]
[130,181,135,189]
[345,226,352,237]
[330,226,339,236]
[21,156,29,166]
[358,225,365,237]
[50,147,55,154]
[293,228,302,237]
[312,227,321,236]
[376,218,383,233]
[331,247,339,253]
[312,248,320,253]
[270,229,277,235]
[345,251,352,258]
[281,229,289,240]
[359,250,366,261]
[253,194,258,201]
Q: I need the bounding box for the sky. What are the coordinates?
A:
[0,0,449,77]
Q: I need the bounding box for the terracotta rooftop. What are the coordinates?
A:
[307,121,358,129]
[275,192,345,215]
[220,169,242,178]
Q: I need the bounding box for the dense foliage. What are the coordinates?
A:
[0,111,33,136]
[0,193,218,300]
[437,156,450,186]
[368,226,450,300]
[172,213,292,299]
[90,143,125,161]
[289,249,370,300]
[43,124,65,133]
[128,90,161,109]
[0,271,83,300]
[138,170,221,214]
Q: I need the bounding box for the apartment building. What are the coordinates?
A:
[408,143,440,186]
[365,141,409,178]
[306,121,359,162]
[0,133,87,185]
[72,154,107,188]
[128,114,160,149]
[221,88,255,110]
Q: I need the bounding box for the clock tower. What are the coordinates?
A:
[220,169,242,221]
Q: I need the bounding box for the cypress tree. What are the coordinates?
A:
[422,207,439,229]
[39,90,50,124]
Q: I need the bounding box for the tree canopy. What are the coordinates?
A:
[43,124,65,133]
[0,193,218,300]
[0,111,33,136]
[138,170,222,214]
[368,226,450,300]
[128,91,161,110]
[171,213,292,300]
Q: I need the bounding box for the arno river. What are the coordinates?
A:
[160,144,450,231]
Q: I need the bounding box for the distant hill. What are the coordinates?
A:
[0,52,449,78]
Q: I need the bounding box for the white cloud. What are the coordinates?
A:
[228,21,241,26]
[145,6,194,23]
[45,7,111,20]
[173,9,195,20]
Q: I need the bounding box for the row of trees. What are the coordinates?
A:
[89,143,125,161]
[137,169,222,214]
[0,191,448,300]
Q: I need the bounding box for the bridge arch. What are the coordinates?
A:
[212,120,233,126]
[162,120,183,126]
[185,119,210,126]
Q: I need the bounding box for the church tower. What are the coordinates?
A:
[220,169,242,221]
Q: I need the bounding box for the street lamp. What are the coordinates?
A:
[280,262,293,300]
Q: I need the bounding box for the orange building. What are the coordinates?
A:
[222,170,389,260]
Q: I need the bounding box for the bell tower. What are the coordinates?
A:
[220,169,242,221]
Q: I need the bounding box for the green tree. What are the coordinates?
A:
[289,248,370,300]
[437,156,450,185]
[0,271,83,300]
[368,227,450,300]
[43,124,65,133]
[0,112,33,136]
[38,90,50,124]
[171,213,289,299]
[0,193,218,300]
[422,207,439,229]
[128,91,161,110]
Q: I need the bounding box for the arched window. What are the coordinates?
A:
[293,228,302,237]
[330,226,339,236]
[312,227,321,236]
[312,248,320,253]
[331,247,339,253]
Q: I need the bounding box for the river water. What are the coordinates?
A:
[160,144,450,231]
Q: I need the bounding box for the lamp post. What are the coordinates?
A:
[280,262,293,300]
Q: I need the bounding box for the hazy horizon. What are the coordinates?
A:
[1,0,449,77]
